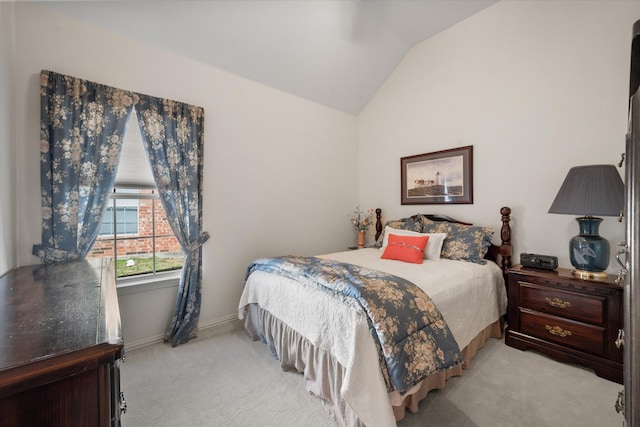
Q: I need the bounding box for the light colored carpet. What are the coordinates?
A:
[120,321,624,426]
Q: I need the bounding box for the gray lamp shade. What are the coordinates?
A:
[548,165,624,217]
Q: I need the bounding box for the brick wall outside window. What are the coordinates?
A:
[88,198,182,259]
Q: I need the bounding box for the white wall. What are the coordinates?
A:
[12,4,358,347]
[0,3,17,276]
[359,0,640,272]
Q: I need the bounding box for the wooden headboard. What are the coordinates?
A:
[373,206,512,278]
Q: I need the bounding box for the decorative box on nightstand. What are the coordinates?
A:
[505,265,623,384]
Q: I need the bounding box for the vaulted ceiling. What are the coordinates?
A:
[38,1,497,115]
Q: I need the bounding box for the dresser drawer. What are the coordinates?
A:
[519,309,606,356]
[516,280,605,325]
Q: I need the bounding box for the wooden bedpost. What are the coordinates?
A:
[375,208,383,242]
[500,206,512,277]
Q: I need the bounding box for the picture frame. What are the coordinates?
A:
[400,145,473,205]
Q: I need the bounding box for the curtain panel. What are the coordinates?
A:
[34,70,209,347]
[33,70,134,262]
[134,95,209,347]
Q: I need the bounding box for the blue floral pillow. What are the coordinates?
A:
[420,217,494,264]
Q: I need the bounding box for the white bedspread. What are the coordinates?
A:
[238,249,507,427]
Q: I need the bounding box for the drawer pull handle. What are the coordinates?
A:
[120,391,127,414]
[545,325,572,338]
[615,329,624,349]
[545,297,571,309]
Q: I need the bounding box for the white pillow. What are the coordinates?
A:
[380,226,446,260]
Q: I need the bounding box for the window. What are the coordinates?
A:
[88,187,184,279]
[86,110,184,280]
[99,205,139,236]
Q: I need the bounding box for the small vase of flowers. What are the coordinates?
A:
[351,206,374,248]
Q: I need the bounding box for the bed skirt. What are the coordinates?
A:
[243,303,503,426]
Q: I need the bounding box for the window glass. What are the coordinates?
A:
[99,205,138,236]
[88,188,184,279]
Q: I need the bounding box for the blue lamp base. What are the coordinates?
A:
[569,216,610,280]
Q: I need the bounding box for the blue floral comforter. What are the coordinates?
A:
[246,255,463,394]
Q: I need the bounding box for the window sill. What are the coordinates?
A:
[116,271,181,295]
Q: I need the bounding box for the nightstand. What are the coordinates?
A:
[505,265,623,383]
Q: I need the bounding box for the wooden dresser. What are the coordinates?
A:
[0,258,125,426]
[505,265,623,384]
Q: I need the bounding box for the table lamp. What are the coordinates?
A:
[548,164,624,279]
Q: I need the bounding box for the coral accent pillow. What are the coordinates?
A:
[380,233,429,264]
[380,226,447,260]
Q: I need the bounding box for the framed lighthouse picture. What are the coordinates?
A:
[400,145,473,205]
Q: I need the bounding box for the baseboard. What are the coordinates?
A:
[125,334,166,352]
[124,313,240,352]
[198,313,239,330]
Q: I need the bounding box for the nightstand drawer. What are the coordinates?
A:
[519,309,606,356]
[516,280,605,324]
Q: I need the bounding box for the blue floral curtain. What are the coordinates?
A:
[134,94,209,347]
[33,70,134,263]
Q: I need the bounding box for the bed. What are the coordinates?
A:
[238,207,512,426]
